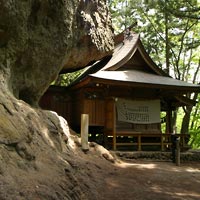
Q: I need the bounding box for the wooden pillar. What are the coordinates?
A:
[81,114,89,151]
[104,98,117,150]
[161,134,164,151]
[166,108,173,134]
[176,137,180,166]
[113,99,117,151]
[138,134,141,151]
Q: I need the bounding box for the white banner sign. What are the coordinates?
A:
[116,98,160,124]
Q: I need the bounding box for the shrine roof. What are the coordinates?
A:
[68,31,200,93]
[89,70,200,92]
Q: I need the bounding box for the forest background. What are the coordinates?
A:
[54,0,200,149]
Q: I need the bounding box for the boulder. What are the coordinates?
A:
[0,0,114,105]
[0,0,114,199]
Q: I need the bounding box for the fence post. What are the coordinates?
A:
[176,137,180,166]
[81,114,89,151]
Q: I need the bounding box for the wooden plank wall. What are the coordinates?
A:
[39,89,71,124]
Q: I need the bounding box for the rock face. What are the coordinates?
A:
[63,0,114,70]
[0,95,116,199]
[0,0,114,199]
[0,0,114,105]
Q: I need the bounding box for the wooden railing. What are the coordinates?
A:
[105,130,189,151]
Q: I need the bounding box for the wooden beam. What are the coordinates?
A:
[113,99,117,151]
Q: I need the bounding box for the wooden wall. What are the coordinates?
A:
[40,85,162,135]
[70,88,105,129]
[39,87,71,124]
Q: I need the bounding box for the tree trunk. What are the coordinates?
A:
[181,105,193,134]
[165,0,170,75]
[172,109,178,132]
[180,93,199,134]
[190,101,199,130]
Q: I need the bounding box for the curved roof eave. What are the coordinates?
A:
[101,33,140,71]
[89,70,200,92]
[136,39,168,76]
[99,32,168,78]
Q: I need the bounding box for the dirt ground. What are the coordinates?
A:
[1,132,199,200]
[98,160,200,200]
[81,147,200,200]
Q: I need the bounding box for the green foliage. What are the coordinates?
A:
[189,95,200,149]
[189,129,200,149]
[53,69,84,86]
[109,0,200,79]
[190,94,200,128]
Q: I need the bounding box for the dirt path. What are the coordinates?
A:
[94,159,200,200]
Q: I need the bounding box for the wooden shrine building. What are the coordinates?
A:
[40,32,200,151]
